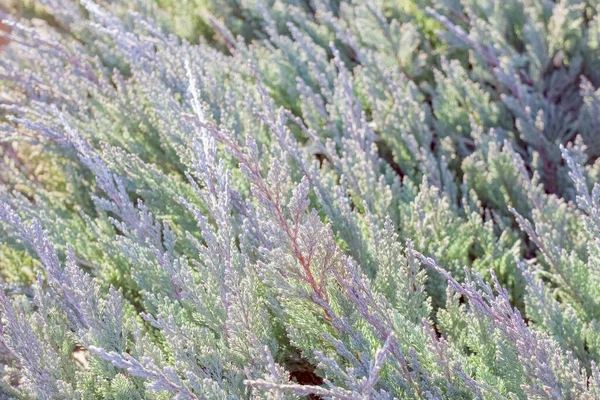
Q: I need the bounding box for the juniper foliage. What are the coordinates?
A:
[1,0,600,399]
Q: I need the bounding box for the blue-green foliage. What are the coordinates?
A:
[1,0,600,398]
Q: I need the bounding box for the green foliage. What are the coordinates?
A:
[2,0,600,399]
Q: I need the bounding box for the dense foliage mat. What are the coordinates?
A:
[2,0,600,398]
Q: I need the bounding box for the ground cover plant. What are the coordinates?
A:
[2,0,600,398]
